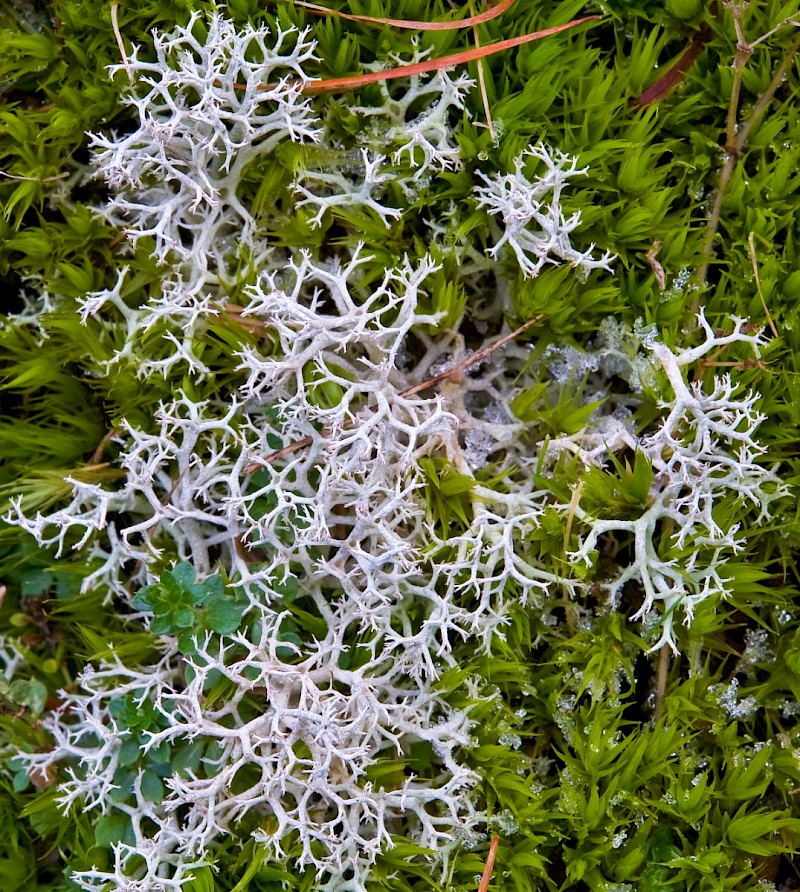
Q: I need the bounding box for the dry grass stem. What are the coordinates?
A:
[110,0,134,84]
[293,0,517,31]
[477,836,500,892]
[471,3,496,140]
[748,232,778,339]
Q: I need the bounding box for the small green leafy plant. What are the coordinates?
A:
[131,563,244,653]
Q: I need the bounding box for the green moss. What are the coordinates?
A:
[2,0,800,888]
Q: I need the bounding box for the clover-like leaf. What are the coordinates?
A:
[177,630,199,655]
[131,585,155,611]
[95,812,130,848]
[140,769,165,804]
[117,739,141,768]
[171,561,196,591]
[204,595,244,635]
[133,564,231,638]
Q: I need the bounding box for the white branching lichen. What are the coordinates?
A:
[474,143,615,278]
[569,312,781,652]
[294,66,474,225]
[0,635,23,682]
[293,149,402,228]
[350,64,474,179]
[5,9,783,892]
[90,12,320,283]
[21,624,478,892]
[11,250,501,890]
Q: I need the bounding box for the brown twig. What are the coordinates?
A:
[694,28,800,297]
[645,240,666,290]
[734,33,800,149]
[87,428,120,467]
[294,0,517,31]
[654,645,669,723]
[635,16,714,107]
[478,836,500,892]
[723,5,800,148]
[401,314,544,398]
[229,15,600,99]
[221,303,275,338]
[244,314,545,472]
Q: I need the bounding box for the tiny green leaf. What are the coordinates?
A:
[204,596,244,635]
[118,739,141,767]
[140,770,165,804]
[95,812,130,847]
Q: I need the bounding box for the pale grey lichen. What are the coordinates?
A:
[569,312,782,652]
[90,12,321,284]
[474,143,615,279]
[5,9,782,892]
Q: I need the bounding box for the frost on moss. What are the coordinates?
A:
[2,8,787,892]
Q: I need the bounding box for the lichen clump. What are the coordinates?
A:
[0,6,793,892]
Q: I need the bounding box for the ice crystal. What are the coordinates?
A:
[593,316,659,390]
[712,677,759,720]
[489,808,519,835]
[498,732,522,749]
[456,828,488,851]
[736,628,776,675]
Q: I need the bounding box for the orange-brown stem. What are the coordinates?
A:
[302,18,600,94]
[294,0,517,31]
[478,836,500,892]
[635,12,714,107]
